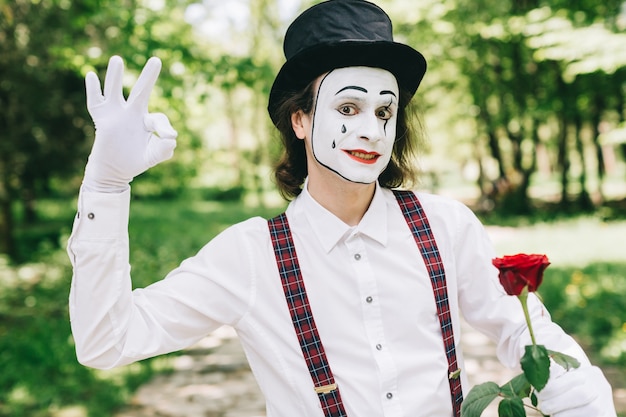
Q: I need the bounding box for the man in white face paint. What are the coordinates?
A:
[300,67,398,185]
[67,1,617,416]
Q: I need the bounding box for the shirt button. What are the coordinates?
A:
[87,213,95,220]
[354,253,361,260]
[376,344,383,351]
[386,392,393,399]
[366,296,373,303]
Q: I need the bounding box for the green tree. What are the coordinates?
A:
[0,0,204,260]
[179,0,296,206]
[392,0,626,214]
[0,0,96,258]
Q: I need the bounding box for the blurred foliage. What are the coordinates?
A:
[541,262,626,367]
[2,0,626,260]
[0,0,286,259]
[386,0,626,214]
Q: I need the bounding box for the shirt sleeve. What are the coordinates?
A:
[451,202,591,369]
[67,187,255,369]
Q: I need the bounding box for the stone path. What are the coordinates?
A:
[114,323,625,417]
[115,326,265,417]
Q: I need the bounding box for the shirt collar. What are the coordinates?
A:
[298,179,389,253]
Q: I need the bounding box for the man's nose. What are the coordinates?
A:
[357,113,385,143]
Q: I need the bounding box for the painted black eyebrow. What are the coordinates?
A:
[380,90,397,98]
[335,85,368,95]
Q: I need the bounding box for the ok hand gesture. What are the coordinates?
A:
[83,56,178,192]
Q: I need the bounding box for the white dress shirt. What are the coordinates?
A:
[67,182,588,417]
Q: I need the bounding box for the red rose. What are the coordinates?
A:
[492,254,550,296]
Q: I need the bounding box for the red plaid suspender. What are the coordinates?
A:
[268,190,462,417]
[393,190,463,416]
[268,213,348,417]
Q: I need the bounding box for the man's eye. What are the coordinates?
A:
[338,105,357,115]
[376,107,393,120]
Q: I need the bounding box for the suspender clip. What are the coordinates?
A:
[314,383,338,394]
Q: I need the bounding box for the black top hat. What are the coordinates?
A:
[267,0,427,126]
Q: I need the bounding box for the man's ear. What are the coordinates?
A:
[291,110,307,140]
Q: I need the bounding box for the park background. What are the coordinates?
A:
[1,0,625,415]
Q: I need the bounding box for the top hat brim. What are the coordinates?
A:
[268,40,427,126]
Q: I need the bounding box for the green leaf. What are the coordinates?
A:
[500,373,531,398]
[530,390,538,407]
[461,382,501,417]
[520,345,550,391]
[547,350,581,370]
[497,397,526,417]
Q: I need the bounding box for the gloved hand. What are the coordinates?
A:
[537,365,617,417]
[82,55,177,192]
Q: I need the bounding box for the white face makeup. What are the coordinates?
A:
[310,66,399,184]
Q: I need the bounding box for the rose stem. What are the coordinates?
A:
[518,290,537,346]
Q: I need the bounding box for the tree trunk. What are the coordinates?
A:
[0,198,15,259]
[22,186,38,224]
[0,155,16,258]
[557,116,570,208]
[574,115,593,211]
[590,94,606,203]
[224,88,243,187]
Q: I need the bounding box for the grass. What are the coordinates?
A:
[539,263,626,364]
[127,195,286,288]
[2,191,625,416]
[0,252,150,417]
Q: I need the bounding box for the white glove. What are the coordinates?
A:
[83,55,177,192]
[537,365,617,417]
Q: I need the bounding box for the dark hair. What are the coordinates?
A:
[272,77,423,200]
